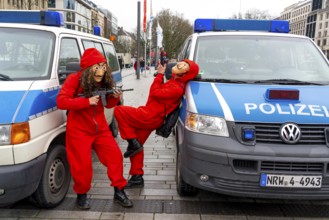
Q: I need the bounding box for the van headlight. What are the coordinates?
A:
[0,122,30,145]
[185,112,229,137]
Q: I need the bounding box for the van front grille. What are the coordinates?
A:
[236,123,327,145]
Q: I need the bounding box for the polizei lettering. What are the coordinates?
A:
[245,103,329,117]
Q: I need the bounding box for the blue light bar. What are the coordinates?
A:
[0,10,64,27]
[194,19,290,33]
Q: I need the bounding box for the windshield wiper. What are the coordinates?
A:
[196,78,248,84]
[0,73,13,81]
[253,79,324,85]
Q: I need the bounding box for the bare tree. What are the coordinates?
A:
[153,9,193,59]
[231,12,243,19]
[231,9,274,20]
[115,27,133,54]
[245,9,273,20]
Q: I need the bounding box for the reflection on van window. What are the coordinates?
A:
[0,28,55,80]
[103,44,119,72]
[58,38,81,72]
[195,36,329,82]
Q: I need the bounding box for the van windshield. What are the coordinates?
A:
[0,28,55,80]
[195,35,329,83]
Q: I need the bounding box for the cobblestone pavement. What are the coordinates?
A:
[2,67,329,219]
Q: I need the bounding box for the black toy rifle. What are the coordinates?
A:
[78,88,134,106]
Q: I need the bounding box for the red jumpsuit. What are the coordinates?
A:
[114,59,199,175]
[57,52,127,194]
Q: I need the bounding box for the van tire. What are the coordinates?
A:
[176,149,198,196]
[29,144,71,208]
[110,117,118,138]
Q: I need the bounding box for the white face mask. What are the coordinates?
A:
[91,63,106,82]
[172,62,190,76]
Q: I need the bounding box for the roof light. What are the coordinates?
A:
[0,10,64,27]
[94,26,101,36]
[265,89,300,101]
[194,19,290,33]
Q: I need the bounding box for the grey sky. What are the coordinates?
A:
[91,0,301,32]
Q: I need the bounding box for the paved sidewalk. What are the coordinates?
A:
[2,67,329,219]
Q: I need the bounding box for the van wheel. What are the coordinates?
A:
[110,117,118,138]
[29,144,71,208]
[176,150,198,196]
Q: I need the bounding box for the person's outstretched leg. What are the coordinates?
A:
[114,106,143,156]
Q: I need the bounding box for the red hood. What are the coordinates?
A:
[80,48,107,70]
[175,59,199,83]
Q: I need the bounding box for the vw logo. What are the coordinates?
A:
[280,123,301,144]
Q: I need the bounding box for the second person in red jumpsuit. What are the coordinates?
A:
[114,60,199,187]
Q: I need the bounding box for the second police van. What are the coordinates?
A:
[175,19,329,199]
[0,10,123,207]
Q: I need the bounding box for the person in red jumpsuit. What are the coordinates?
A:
[114,59,199,188]
[56,48,133,209]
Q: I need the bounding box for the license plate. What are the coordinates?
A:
[260,174,322,188]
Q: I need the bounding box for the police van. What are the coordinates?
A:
[0,10,123,207]
[175,19,329,199]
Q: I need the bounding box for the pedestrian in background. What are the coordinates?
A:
[134,57,146,77]
[160,47,167,65]
[139,56,145,76]
[118,56,123,69]
[56,48,133,209]
[114,59,199,188]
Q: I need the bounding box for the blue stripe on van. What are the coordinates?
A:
[112,70,122,83]
[0,89,59,124]
[0,91,25,124]
[189,81,224,116]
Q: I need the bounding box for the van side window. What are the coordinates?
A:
[183,40,192,60]
[82,40,108,63]
[58,38,81,84]
[177,38,192,61]
[81,40,119,72]
[82,40,104,53]
[104,43,119,72]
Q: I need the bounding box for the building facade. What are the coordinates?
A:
[0,0,118,40]
[308,0,329,57]
[281,0,329,58]
[280,0,312,36]
[2,0,48,10]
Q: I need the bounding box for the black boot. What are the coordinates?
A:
[76,194,90,210]
[124,138,143,158]
[126,175,144,188]
[114,187,133,207]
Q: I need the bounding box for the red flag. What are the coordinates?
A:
[143,0,147,32]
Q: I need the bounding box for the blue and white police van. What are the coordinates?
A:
[0,10,122,207]
[175,19,329,199]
